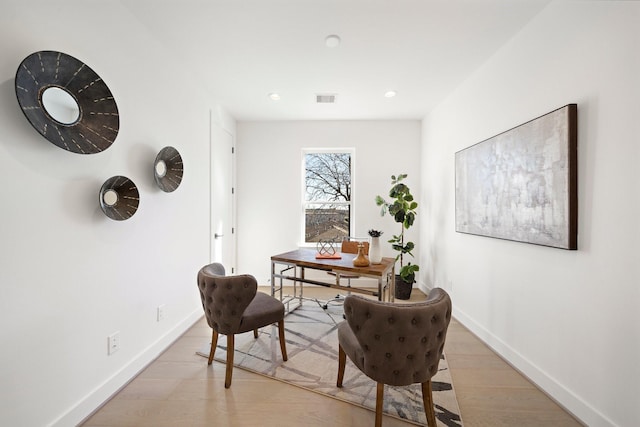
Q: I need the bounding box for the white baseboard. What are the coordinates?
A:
[417,282,431,295]
[452,305,614,427]
[50,309,203,427]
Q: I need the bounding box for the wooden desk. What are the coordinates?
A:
[270,248,395,311]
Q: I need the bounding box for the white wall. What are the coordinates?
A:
[236,120,421,284]
[0,2,230,426]
[420,2,639,426]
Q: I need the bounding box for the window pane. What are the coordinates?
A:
[305,152,351,202]
[305,204,350,243]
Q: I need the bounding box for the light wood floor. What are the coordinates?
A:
[81,287,583,426]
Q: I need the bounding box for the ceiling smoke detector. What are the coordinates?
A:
[316,93,337,104]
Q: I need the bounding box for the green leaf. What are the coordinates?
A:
[404,212,415,228]
[390,183,408,198]
[399,263,419,283]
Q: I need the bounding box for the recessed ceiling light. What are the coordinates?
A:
[325,35,341,48]
[384,91,397,98]
[268,93,281,101]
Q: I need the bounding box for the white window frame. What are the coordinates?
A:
[300,148,355,247]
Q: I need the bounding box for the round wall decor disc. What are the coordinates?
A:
[15,50,119,154]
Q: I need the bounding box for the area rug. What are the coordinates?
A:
[197,302,463,426]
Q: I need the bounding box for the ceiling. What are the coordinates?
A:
[123,0,552,121]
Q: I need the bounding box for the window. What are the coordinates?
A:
[302,149,353,244]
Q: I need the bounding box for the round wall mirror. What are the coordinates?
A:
[15,51,119,154]
[99,176,140,221]
[153,146,183,193]
[155,160,167,178]
[102,189,118,206]
[41,87,80,125]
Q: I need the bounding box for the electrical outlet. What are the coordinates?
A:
[157,304,166,322]
[108,331,120,355]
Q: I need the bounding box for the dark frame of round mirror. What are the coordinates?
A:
[154,146,184,192]
[99,176,140,221]
[15,51,119,154]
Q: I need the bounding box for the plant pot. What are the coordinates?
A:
[369,236,382,264]
[394,275,413,300]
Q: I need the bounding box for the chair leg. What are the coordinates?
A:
[422,380,437,427]
[277,320,288,361]
[375,382,384,427]
[253,329,258,339]
[208,329,219,365]
[337,345,346,387]
[224,334,235,388]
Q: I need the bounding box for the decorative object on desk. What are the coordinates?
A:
[367,229,383,264]
[99,176,140,220]
[352,241,370,267]
[154,146,183,192]
[316,238,341,259]
[197,302,462,426]
[455,104,578,249]
[376,173,420,300]
[15,51,119,154]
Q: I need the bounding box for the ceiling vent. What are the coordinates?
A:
[316,93,337,104]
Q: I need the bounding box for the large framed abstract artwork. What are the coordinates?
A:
[455,104,578,250]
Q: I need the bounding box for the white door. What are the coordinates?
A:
[210,118,235,273]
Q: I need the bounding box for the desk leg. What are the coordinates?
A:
[271,260,276,298]
[380,269,396,303]
[271,262,306,313]
[390,266,395,302]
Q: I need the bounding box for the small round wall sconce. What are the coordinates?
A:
[154,146,183,192]
[99,176,140,220]
[15,50,119,154]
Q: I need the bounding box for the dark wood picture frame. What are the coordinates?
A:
[455,104,577,250]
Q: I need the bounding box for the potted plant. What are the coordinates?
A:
[375,174,419,300]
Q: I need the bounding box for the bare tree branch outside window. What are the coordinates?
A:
[304,152,352,243]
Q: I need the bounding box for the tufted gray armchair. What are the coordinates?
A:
[197,263,288,388]
[337,288,452,427]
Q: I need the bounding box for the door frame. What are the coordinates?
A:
[209,112,236,273]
